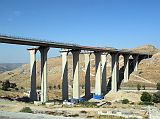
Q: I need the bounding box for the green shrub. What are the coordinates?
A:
[53,85,57,89]
[2,80,10,91]
[140,92,152,102]
[49,86,52,90]
[142,85,145,90]
[10,83,17,89]
[156,83,160,90]
[137,84,141,91]
[15,87,19,91]
[152,91,160,103]
[20,107,33,113]
[37,86,41,89]
[58,84,61,89]
[81,84,84,89]
[122,99,129,104]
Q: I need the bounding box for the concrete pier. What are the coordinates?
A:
[111,53,119,92]
[101,53,107,94]
[28,48,37,101]
[93,52,102,99]
[84,52,91,99]
[39,47,49,103]
[124,54,130,83]
[72,50,80,100]
[133,55,139,71]
[60,49,69,100]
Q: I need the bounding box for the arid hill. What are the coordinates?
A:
[0,45,159,96]
[0,63,24,74]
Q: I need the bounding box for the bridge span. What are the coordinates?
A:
[0,34,153,103]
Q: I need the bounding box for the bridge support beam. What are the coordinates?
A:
[39,47,49,103]
[133,55,139,72]
[93,52,102,99]
[124,54,129,83]
[72,50,80,100]
[84,52,91,99]
[28,48,37,101]
[101,53,107,94]
[111,53,119,92]
[61,49,69,101]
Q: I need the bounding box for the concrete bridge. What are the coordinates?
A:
[0,34,153,103]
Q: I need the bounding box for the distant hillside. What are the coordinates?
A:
[131,45,159,54]
[0,63,24,73]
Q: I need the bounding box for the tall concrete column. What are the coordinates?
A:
[84,52,91,99]
[71,50,80,100]
[101,53,107,94]
[28,48,37,101]
[111,53,119,92]
[133,55,139,71]
[124,54,129,83]
[93,52,102,99]
[60,49,69,101]
[39,47,49,103]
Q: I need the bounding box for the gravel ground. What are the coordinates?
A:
[0,111,83,119]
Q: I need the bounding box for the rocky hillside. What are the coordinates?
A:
[131,45,159,53]
[0,45,159,90]
[0,63,24,74]
[122,45,160,87]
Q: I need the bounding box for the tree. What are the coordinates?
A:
[140,92,152,102]
[152,91,160,103]
[156,83,160,90]
[2,80,10,91]
[137,84,141,91]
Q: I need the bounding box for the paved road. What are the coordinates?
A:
[0,111,82,119]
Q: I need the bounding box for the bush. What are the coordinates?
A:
[53,85,57,89]
[79,101,97,107]
[20,107,33,113]
[37,86,41,89]
[140,92,152,102]
[81,84,84,89]
[122,99,129,104]
[156,83,160,90]
[152,91,160,103]
[137,84,141,91]
[2,80,10,91]
[58,84,61,89]
[142,85,145,90]
[139,101,154,105]
[49,86,52,90]
[10,83,17,89]
[15,87,19,91]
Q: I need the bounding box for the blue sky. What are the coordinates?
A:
[0,0,160,63]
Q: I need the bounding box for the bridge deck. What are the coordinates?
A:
[0,34,153,56]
